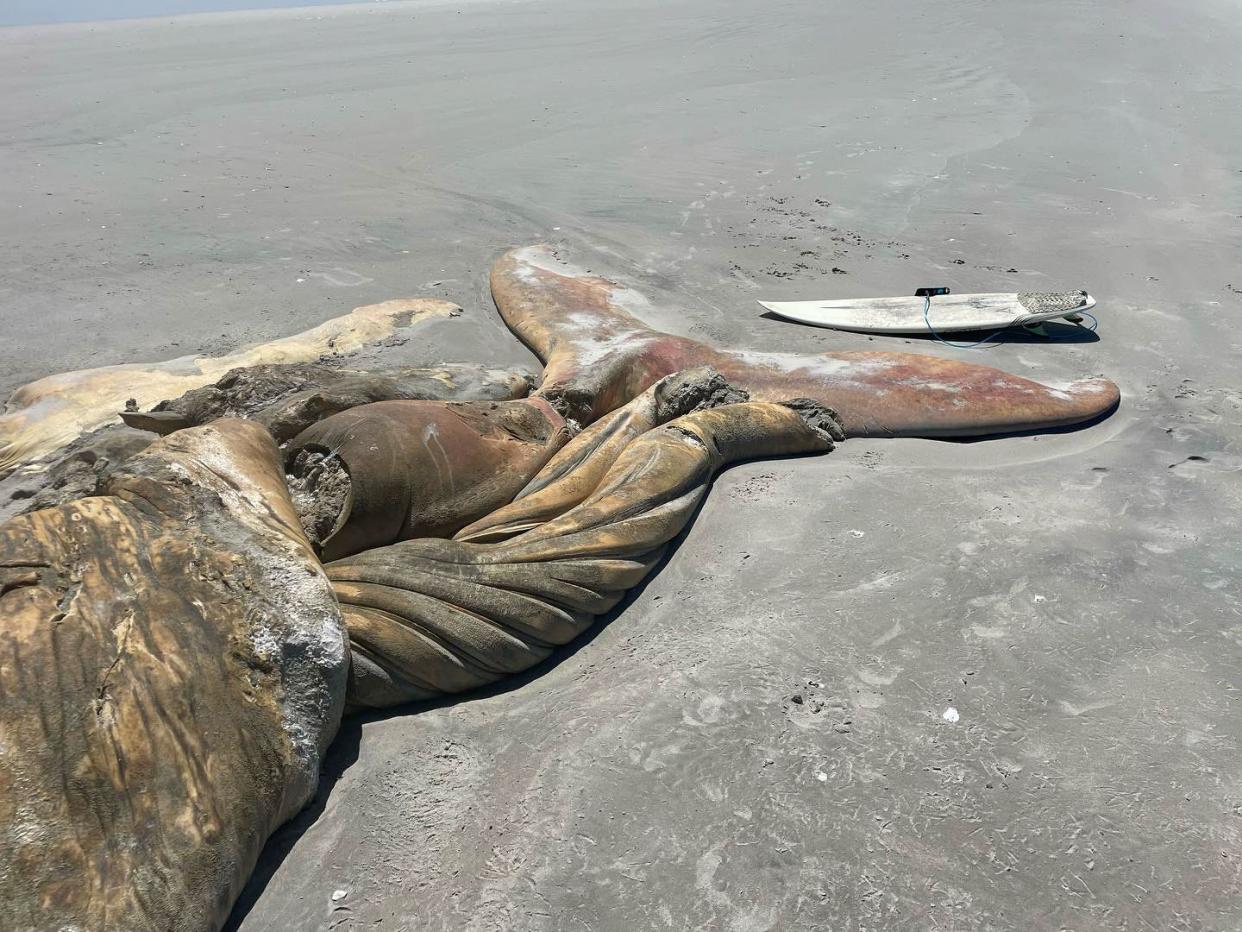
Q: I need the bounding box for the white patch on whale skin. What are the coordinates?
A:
[510,245,662,322]
[726,350,892,379]
[570,332,652,368]
[548,310,659,368]
[723,350,898,394]
[894,379,964,394]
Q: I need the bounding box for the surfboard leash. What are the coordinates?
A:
[920,295,1007,349]
[919,289,1098,347]
[1071,310,1099,332]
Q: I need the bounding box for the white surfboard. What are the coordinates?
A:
[759,291,1095,334]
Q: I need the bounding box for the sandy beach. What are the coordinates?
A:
[2,0,1239,927]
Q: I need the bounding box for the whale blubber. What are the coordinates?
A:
[286,446,353,547]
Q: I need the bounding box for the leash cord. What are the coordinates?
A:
[922,296,1005,349]
[921,298,1099,346]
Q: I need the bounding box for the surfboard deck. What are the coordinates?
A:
[759,291,1095,334]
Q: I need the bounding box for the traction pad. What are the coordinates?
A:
[1016,291,1088,314]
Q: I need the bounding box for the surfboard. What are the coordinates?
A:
[759,291,1095,334]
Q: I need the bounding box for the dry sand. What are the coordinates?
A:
[2,0,1240,928]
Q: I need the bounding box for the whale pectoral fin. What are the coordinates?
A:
[719,350,1120,438]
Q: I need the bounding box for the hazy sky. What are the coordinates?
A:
[0,1,377,27]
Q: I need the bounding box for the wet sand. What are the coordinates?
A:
[2,0,1240,928]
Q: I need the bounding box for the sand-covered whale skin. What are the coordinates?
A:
[0,420,347,932]
[120,361,533,441]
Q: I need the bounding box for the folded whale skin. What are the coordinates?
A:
[328,395,842,709]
